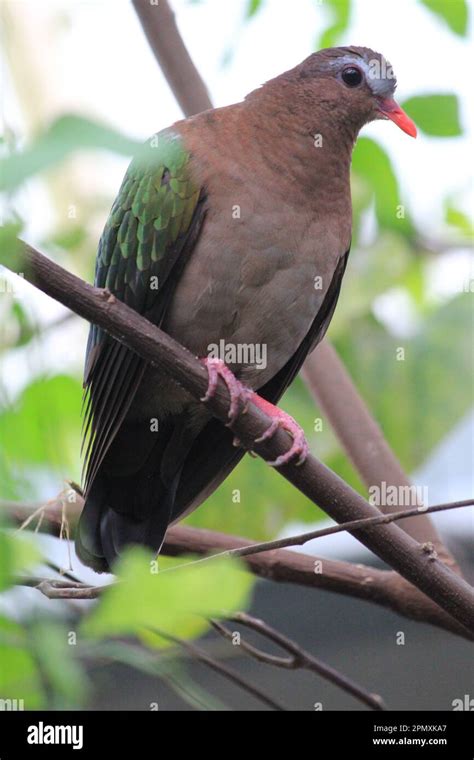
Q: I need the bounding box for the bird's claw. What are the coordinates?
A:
[254,409,309,467]
[232,435,258,457]
[200,357,308,466]
[200,357,252,425]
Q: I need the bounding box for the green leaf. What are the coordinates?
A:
[352,137,413,234]
[0,114,141,191]
[29,621,88,709]
[333,293,473,472]
[330,232,414,333]
[0,223,24,272]
[0,374,83,489]
[0,530,42,591]
[0,617,44,708]
[445,202,474,237]
[48,224,88,252]
[245,0,263,18]
[91,641,229,710]
[318,0,351,49]
[420,0,468,36]
[401,94,462,137]
[82,549,253,644]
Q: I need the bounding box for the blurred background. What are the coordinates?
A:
[0,0,473,711]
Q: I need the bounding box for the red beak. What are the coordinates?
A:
[376,98,417,138]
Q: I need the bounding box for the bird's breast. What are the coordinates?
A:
[163,186,349,389]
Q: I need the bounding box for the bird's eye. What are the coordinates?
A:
[341,66,363,88]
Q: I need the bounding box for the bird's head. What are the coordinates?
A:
[280,46,417,139]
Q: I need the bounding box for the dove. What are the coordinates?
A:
[77,46,416,572]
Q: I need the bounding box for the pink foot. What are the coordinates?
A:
[200,358,252,425]
[250,393,309,467]
[200,358,309,467]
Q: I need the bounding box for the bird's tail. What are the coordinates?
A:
[75,417,182,573]
[76,360,296,573]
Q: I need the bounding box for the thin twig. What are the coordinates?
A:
[16,577,104,599]
[156,630,285,711]
[143,499,472,579]
[228,499,474,559]
[210,619,293,668]
[45,560,83,584]
[211,613,387,711]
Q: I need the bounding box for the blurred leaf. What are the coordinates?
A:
[445,202,474,237]
[0,374,83,482]
[333,293,472,472]
[351,172,374,241]
[0,222,24,272]
[0,114,140,191]
[420,0,468,36]
[92,640,228,710]
[403,255,426,308]
[318,0,351,49]
[0,530,42,591]
[29,621,88,709]
[1,300,43,350]
[331,232,414,333]
[82,549,253,644]
[401,94,462,137]
[245,0,263,18]
[0,617,44,708]
[352,137,413,234]
[48,225,88,252]
[0,455,29,500]
[9,301,34,346]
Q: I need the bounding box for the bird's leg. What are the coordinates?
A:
[200,357,253,424]
[249,394,309,467]
[200,358,309,467]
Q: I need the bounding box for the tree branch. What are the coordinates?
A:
[211,613,387,711]
[131,0,212,117]
[163,526,471,640]
[16,577,103,599]
[226,499,474,559]
[5,494,471,640]
[2,241,474,635]
[149,630,285,711]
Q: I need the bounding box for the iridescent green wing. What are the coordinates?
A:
[83,130,206,492]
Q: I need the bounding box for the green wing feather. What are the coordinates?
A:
[82,130,206,493]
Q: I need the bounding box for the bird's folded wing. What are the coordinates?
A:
[82,131,206,493]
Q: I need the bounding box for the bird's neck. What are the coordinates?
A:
[241,82,358,199]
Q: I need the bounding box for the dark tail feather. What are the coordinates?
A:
[76,471,179,573]
[76,417,180,573]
